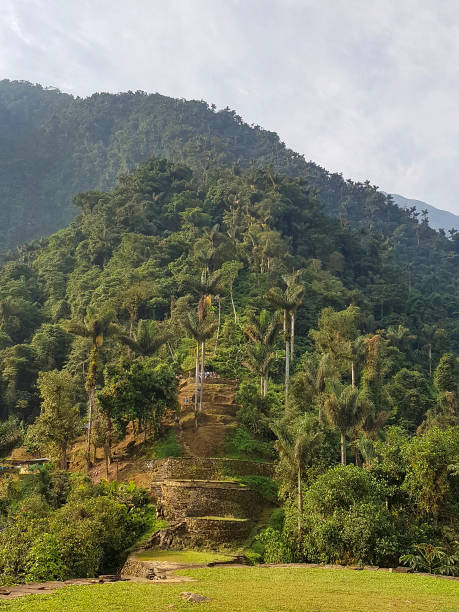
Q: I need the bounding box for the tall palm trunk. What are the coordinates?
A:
[194,342,200,421]
[340,431,347,465]
[214,298,221,354]
[85,345,99,469]
[199,340,205,413]
[351,361,355,388]
[230,286,237,323]
[290,312,295,363]
[86,386,95,467]
[263,370,269,399]
[297,464,303,539]
[284,310,290,405]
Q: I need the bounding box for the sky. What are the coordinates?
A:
[1,0,459,215]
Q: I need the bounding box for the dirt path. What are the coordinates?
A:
[177,378,239,457]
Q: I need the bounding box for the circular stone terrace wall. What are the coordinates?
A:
[159,480,263,520]
[184,517,251,546]
[147,457,274,481]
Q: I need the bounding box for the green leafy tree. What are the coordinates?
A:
[402,426,459,520]
[25,370,80,469]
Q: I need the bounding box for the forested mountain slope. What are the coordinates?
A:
[1,79,454,252]
[0,157,457,425]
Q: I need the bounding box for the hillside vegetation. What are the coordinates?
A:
[0,87,457,584]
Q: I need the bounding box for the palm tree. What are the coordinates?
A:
[293,352,336,422]
[65,308,127,467]
[182,308,218,422]
[266,272,304,405]
[243,309,281,397]
[123,319,172,357]
[272,414,321,538]
[221,261,243,323]
[324,383,370,465]
[283,271,305,364]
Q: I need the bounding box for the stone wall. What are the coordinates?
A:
[185,517,251,546]
[159,480,263,520]
[147,457,274,481]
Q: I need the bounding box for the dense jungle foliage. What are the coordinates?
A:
[2,79,459,252]
[0,467,154,584]
[0,83,457,580]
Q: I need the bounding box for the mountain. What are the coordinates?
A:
[0,79,428,251]
[390,193,459,233]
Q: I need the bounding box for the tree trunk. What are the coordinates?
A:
[351,361,355,388]
[263,371,269,399]
[199,341,205,413]
[214,298,221,354]
[104,440,110,479]
[290,312,295,363]
[260,376,264,397]
[284,310,290,406]
[86,387,95,468]
[297,464,303,539]
[230,286,237,323]
[428,343,432,377]
[340,431,347,465]
[194,342,199,421]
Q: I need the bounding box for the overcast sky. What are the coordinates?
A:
[2,0,459,215]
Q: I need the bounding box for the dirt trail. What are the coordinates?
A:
[177,378,239,457]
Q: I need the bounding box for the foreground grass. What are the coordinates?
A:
[0,567,458,612]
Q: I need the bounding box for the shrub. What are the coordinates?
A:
[256,527,297,563]
[0,470,154,583]
[150,430,182,458]
[25,533,66,582]
[235,476,279,503]
[291,465,402,566]
[225,427,274,460]
[400,543,458,576]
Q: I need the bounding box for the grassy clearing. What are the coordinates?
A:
[0,566,457,611]
[131,550,235,564]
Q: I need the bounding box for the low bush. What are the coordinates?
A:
[235,476,279,503]
[225,427,274,461]
[150,430,182,458]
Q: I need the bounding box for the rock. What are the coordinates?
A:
[390,566,412,573]
[0,589,11,595]
[180,591,212,603]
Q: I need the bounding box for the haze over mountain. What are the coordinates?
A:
[1,79,456,253]
[389,193,459,233]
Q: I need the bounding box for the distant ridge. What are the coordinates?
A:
[390,193,459,233]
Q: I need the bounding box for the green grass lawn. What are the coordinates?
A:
[0,567,457,612]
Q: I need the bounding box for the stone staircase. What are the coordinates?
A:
[176,377,239,457]
[142,377,274,551]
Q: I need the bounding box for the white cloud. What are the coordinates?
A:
[1,0,459,213]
